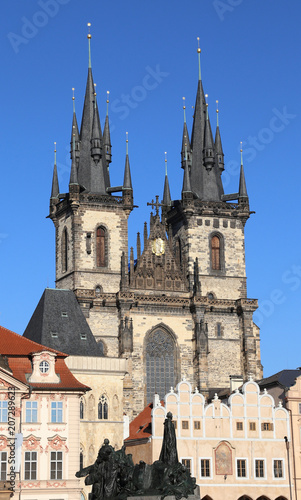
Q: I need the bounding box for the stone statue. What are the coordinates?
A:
[76,414,197,500]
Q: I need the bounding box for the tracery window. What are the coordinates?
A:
[98,395,108,420]
[62,228,68,272]
[96,227,106,267]
[211,235,221,270]
[146,328,176,404]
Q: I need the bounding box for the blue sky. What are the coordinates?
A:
[0,0,300,377]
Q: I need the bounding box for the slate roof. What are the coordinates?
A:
[258,369,301,389]
[23,288,103,357]
[0,325,88,391]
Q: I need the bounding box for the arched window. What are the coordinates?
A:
[80,446,84,470]
[62,228,68,272]
[96,227,106,267]
[146,328,176,404]
[211,235,221,270]
[98,395,108,420]
[80,398,84,420]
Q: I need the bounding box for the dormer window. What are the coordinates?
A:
[61,312,68,318]
[39,361,49,373]
[81,333,87,341]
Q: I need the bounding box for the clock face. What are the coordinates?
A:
[152,238,165,256]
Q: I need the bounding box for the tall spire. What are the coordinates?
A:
[162,152,171,207]
[91,83,102,163]
[181,97,191,169]
[77,23,109,194]
[215,100,224,172]
[203,96,215,170]
[123,132,132,189]
[103,91,112,166]
[239,142,248,199]
[190,39,207,197]
[69,126,78,185]
[182,143,192,195]
[70,88,80,163]
[51,142,59,199]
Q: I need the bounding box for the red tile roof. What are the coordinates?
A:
[0,325,66,356]
[0,325,88,392]
[125,402,156,442]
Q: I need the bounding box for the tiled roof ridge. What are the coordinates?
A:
[0,325,66,357]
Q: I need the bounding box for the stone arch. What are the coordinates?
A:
[256,497,271,500]
[95,223,110,268]
[275,497,288,500]
[97,338,107,356]
[98,394,109,420]
[202,496,214,500]
[144,324,179,404]
[209,231,225,273]
[88,394,95,420]
[237,496,253,500]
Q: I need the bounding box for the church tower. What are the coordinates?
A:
[49,29,133,357]
[48,33,262,419]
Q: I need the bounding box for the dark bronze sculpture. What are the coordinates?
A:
[76,413,197,500]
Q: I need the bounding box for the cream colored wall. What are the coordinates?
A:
[65,355,127,500]
[150,379,291,500]
[286,374,301,500]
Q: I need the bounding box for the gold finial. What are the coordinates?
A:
[94,83,97,96]
[197,37,201,54]
[54,141,56,152]
[126,131,129,143]
[197,37,201,80]
[54,142,57,164]
[165,152,167,176]
[183,97,186,123]
[126,132,129,155]
[240,141,243,165]
[72,88,75,101]
[87,22,91,39]
[216,100,219,126]
[216,100,219,112]
[205,94,208,106]
[106,90,110,104]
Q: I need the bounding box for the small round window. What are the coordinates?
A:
[39,361,50,373]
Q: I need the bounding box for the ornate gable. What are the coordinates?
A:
[132,209,187,293]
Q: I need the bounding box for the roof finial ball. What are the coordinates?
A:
[197,36,201,54]
[87,22,92,39]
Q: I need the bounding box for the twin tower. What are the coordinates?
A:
[49,35,262,418]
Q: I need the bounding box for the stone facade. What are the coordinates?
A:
[64,355,128,500]
[49,41,263,422]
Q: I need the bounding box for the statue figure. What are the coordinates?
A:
[76,413,197,500]
[159,411,178,465]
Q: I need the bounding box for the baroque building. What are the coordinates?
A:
[45,32,262,420]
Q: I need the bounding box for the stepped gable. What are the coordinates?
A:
[132,205,187,293]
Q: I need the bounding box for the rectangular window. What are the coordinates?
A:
[200,459,210,477]
[24,451,37,480]
[25,402,38,423]
[217,323,222,337]
[51,402,63,423]
[262,422,273,431]
[181,459,191,474]
[182,421,189,430]
[273,459,283,478]
[194,421,201,430]
[0,402,8,423]
[236,421,243,431]
[249,422,256,431]
[237,459,246,478]
[50,451,63,480]
[255,459,265,478]
[0,452,7,480]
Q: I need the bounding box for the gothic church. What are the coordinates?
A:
[25,34,262,420]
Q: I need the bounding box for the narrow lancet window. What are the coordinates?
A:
[96,227,106,267]
[211,235,221,270]
[62,228,68,272]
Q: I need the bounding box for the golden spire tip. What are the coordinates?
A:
[197,37,201,53]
